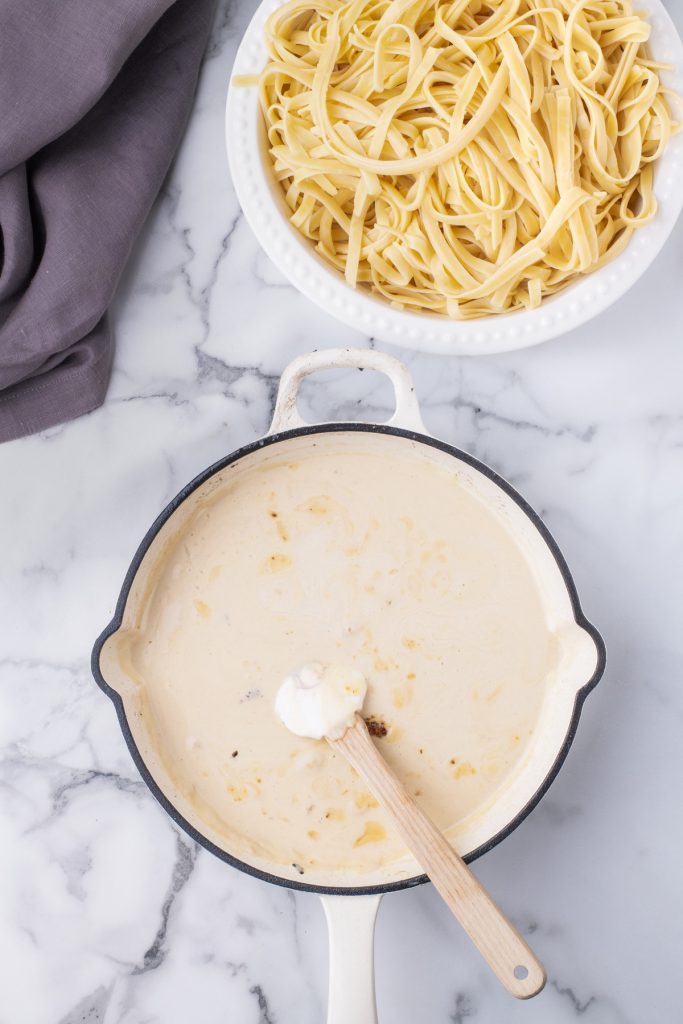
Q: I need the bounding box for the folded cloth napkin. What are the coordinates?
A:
[0,0,215,443]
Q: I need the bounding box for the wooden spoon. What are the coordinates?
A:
[330,714,546,999]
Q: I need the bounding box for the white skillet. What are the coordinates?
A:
[93,348,605,1020]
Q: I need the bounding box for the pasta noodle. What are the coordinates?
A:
[240,0,678,318]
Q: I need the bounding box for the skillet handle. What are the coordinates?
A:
[269,347,426,434]
[321,893,382,1024]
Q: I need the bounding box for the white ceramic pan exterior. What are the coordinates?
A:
[93,349,605,1022]
[225,0,683,355]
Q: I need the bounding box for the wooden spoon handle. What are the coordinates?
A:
[333,716,546,999]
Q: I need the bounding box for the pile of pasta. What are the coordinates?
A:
[251,0,676,318]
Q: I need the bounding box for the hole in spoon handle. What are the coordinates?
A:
[508,957,546,998]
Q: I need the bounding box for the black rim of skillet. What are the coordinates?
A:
[91,422,606,897]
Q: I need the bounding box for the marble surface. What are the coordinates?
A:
[2,1,683,1020]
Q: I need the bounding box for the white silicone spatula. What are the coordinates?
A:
[331,714,546,999]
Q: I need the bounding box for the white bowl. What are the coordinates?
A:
[226,0,683,355]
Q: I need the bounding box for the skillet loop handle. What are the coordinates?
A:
[322,893,382,1024]
[268,347,427,435]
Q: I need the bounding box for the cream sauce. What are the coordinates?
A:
[129,434,560,877]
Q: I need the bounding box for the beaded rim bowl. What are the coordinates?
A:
[226,0,683,355]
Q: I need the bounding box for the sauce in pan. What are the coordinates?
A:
[128,433,560,877]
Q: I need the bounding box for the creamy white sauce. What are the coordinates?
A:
[127,433,560,879]
[275,662,367,740]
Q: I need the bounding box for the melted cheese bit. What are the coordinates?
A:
[275,662,367,740]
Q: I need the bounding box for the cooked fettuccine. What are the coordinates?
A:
[239,0,677,318]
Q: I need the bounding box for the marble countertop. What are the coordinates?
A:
[3,1,683,1021]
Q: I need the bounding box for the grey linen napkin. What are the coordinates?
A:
[0,0,215,443]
